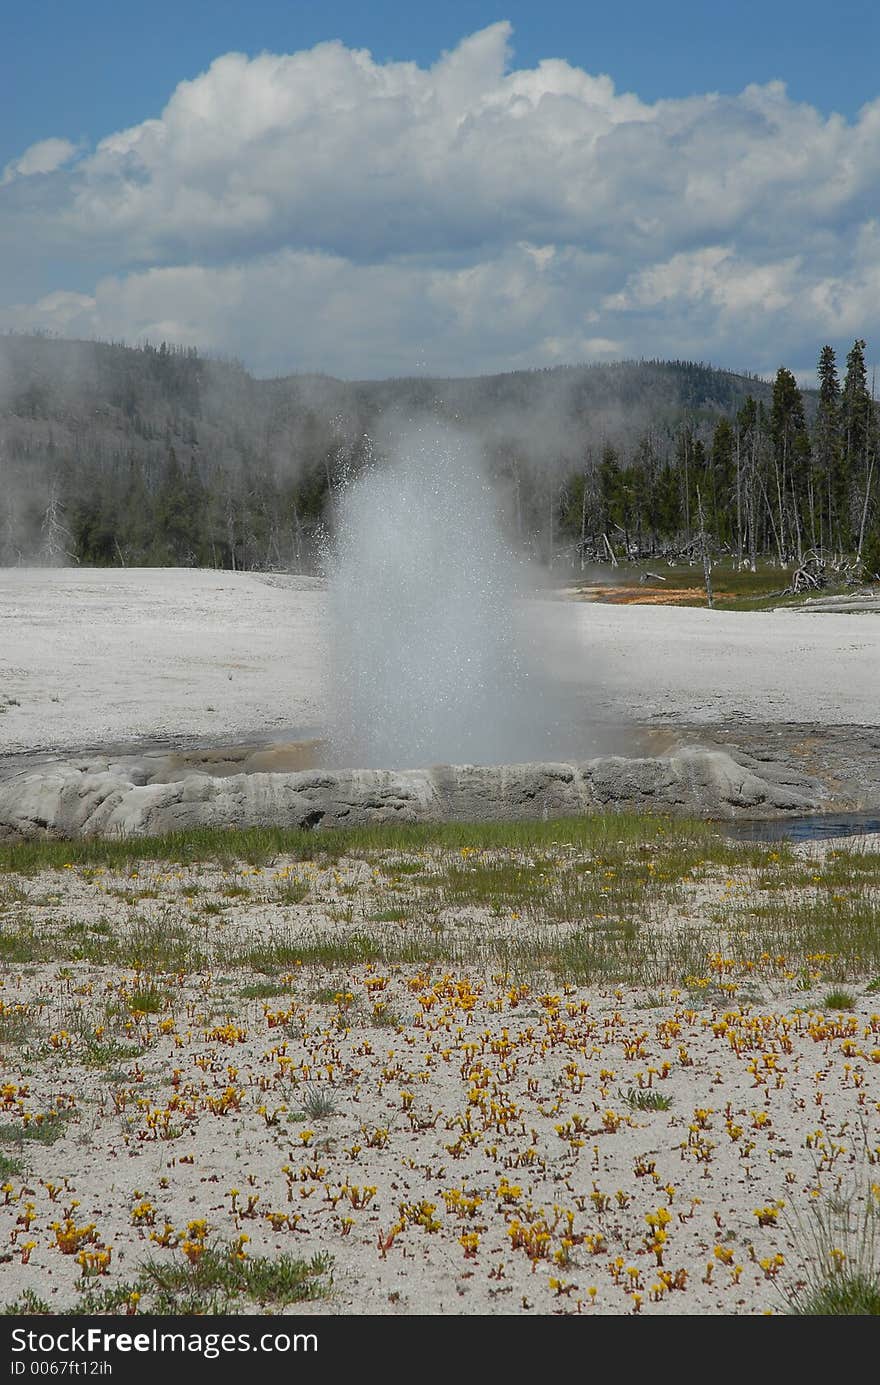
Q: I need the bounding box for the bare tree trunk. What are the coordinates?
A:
[735,428,743,567]
[292,501,303,569]
[744,435,758,573]
[226,498,237,571]
[514,464,522,540]
[773,440,787,562]
[791,477,804,565]
[682,433,691,540]
[40,488,73,566]
[757,468,784,567]
[857,457,875,559]
[697,487,714,609]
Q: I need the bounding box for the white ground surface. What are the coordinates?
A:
[0,568,878,1318]
[0,569,327,757]
[0,843,878,1318]
[0,567,878,761]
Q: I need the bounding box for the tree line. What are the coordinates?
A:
[557,340,878,578]
[0,334,877,577]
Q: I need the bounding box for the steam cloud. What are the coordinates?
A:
[327,422,565,769]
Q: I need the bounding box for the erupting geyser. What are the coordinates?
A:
[327,423,552,768]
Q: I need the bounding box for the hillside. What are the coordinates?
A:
[1,333,868,574]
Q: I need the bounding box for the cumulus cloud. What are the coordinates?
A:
[1,137,78,185]
[0,244,621,378]
[1,23,879,375]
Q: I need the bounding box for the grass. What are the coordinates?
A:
[1,1289,53,1315]
[823,989,856,1010]
[0,1006,34,1047]
[727,894,880,979]
[4,1245,332,1316]
[273,878,310,905]
[297,1084,339,1120]
[784,1182,880,1316]
[239,931,442,974]
[0,923,48,963]
[568,559,871,612]
[234,916,709,988]
[808,851,880,887]
[0,1109,72,1147]
[80,1038,143,1069]
[123,916,208,972]
[237,979,293,999]
[0,811,778,876]
[130,1244,332,1313]
[366,906,411,922]
[127,983,168,1014]
[0,813,875,986]
[625,1087,673,1111]
[791,1274,880,1315]
[0,1152,25,1178]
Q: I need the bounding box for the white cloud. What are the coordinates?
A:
[0,244,622,378]
[1,137,77,185]
[1,25,879,376]
[606,247,802,315]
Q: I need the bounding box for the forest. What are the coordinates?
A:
[0,333,877,579]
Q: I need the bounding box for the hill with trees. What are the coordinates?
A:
[0,333,876,577]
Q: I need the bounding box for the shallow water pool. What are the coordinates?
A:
[724,811,880,843]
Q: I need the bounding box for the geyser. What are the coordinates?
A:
[327,423,556,769]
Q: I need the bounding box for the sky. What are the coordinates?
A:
[2,1,879,381]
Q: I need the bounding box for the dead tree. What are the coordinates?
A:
[696,487,714,609]
[40,488,73,566]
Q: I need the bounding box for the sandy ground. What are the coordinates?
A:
[0,568,879,768]
[0,840,878,1317]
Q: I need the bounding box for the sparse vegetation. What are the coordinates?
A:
[0,1109,72,1146]
[0,812,877,1315]
[126,983,168,1015]
[784,1182,880,1316]
[298,1085,339,1121]
[0,1005,35,1047]
[4,1245,332,1316]
[125,1243,331,1313]
[1,1290,53,1315]
[823,989,856,1010]
[625,1088,673,1112]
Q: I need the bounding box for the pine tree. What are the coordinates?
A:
[598,445,624,535]
[770,367,809,560]
[814,345,843,553]
[842,339,871,471]
[654,460,682,540]
[118,459,154,563]
[155,446,204,564]
[710,418,735,544]
[842,339,876,558]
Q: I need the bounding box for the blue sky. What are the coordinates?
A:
[2,2,879,379]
